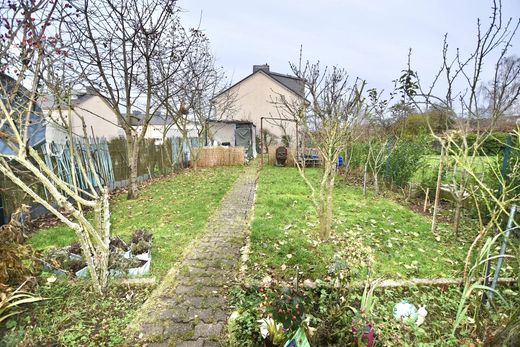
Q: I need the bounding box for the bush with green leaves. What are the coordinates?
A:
[387,136,430,187]
[347,141,370,173]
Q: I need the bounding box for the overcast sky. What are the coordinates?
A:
[181,0,520,96]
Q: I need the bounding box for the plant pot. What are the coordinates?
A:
[127,258,151,276]
[42,252,86,277]
[352,321,375,347]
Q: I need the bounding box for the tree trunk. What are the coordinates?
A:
[453,201,462,236]
[363,161,368,197]
[374,173,380,195]
[318,165,334,240]
[127,138,140,200]
[423,188,430,212]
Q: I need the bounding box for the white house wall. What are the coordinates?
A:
[208,122,235,145]
[213,71,301,147]
[43,95,124,143]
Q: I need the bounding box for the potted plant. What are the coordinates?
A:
[348,278,380,347]
[130,229,152,261]
[258,317,286,347]
[42,246,86,277]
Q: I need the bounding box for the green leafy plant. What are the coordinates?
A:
[452,235,504,336]
[1,282,45,324]
[387,136,429,187]
[267,287,306,331]
[348,278,380,322]
[258,317,286,346]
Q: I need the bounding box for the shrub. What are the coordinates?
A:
[0,218,36,288]
[387,136,430,187]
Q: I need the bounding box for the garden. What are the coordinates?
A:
[225,151,519,346]
[1,166,242,345]
[1,0,519,346]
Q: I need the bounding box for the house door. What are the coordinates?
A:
[235,124,253,158]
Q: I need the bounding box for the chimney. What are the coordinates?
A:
[253,64,270,73]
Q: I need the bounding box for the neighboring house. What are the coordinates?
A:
[40,88,125,144]
[210,64,306,155]
[130,113,198,145]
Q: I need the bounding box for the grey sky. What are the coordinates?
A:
[181,0,520,95]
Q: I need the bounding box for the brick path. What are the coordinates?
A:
[128,166,257,346]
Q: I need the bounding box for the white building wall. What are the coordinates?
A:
[213,71,302,147]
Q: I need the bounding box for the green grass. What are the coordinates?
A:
[1,276,152,346]
[29,166,243,278]
[249,165,470,282]
[2,166,243,345]
[411,154,498,184]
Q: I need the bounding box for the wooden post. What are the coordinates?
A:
[431,145,444,236]
[260,117,264,168]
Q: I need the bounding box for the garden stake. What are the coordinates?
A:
[488,204,517,301]
[482,135,513,304]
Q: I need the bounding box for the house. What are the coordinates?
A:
[40,88,125,144]
[210,64,306,155]
[130,112,198,145]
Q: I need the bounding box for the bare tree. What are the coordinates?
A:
[483,55,520,118]
[278,62,366,240]
[401,1,519,236]
[0,0,110,294]
[154,32,232,168]
[399,1,519,336]
[67,0,192,199]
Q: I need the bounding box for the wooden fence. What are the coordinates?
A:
[193,146,245,167]
[0,136,228,224]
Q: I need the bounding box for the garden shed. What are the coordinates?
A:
[206,119,257,159]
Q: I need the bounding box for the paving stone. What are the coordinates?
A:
[205,296,227,307]
[159,308,188,322]
[128,166,257,345]
[175,340,204,347]
[193,322,224,339]
[181,296,205,308]
[146,342,169,347]
[175,285,196,295]
[139,323,164,338]
[188,307,214,323]
[212,309,228,323]
[163,322,193,337]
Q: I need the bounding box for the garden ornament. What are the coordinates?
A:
[393,300,418,324]
[416,305,428,326]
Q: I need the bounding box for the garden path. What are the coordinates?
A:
[128,165,257,346]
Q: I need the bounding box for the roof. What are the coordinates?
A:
[39,91,99,110]
[129,113,174,126]
[207,119,256,126]
[211,67,305,102]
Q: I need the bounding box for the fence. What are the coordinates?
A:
[193,146,245,167]
[0,135,214,224]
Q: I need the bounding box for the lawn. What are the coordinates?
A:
[2,166,243,346]
[248,165,469,283]
[411,154,499,184]
[228,165,518,346]
[29,165,243,278]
